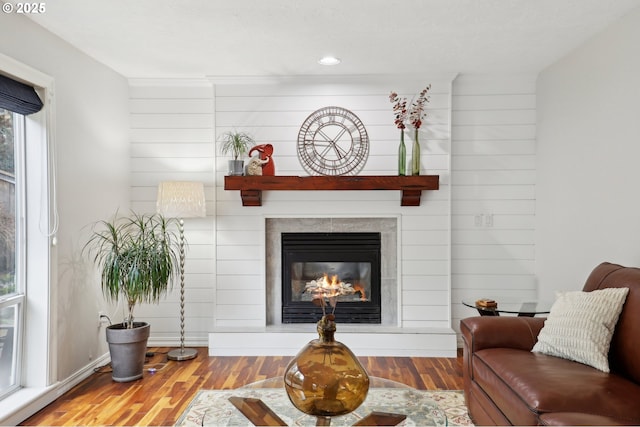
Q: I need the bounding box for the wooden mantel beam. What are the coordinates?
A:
[224,175,439,206]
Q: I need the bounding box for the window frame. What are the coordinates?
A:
[0,110,26,398]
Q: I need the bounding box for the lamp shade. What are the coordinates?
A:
[156,181,206,218]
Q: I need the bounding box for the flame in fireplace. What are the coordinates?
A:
[304,273,357,300]
[303,274,370,302]
[353,284,367,301]
[320,273,342,297]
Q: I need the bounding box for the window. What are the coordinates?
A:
[0,108,23,397]
[0,109,25,397]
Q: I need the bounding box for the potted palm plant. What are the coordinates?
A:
[218,130,254,175]
[84,211,180,382]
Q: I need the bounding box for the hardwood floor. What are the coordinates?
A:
[21,347,464,426]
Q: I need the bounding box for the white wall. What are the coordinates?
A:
[0,11,129,384]
[451,75,538,333]
[128,73,543,350]
[6,0,633,380]
[0,10,129,425]
[212,76,452,332]
[128,79,215,345]
[536,6,640,300]
[128,75,454,351]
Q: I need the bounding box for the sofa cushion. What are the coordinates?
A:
[473,348,640,425]
[532,287,629,372]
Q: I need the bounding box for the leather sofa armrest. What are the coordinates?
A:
[460,316,546,353]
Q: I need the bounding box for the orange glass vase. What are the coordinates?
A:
[283,315,370,417]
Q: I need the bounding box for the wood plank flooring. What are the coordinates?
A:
[20,347,464,426]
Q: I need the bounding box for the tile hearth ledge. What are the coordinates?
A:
[224,175,440,206]
[208,324,457,358]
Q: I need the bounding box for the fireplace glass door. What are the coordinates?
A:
[281,232,381,323]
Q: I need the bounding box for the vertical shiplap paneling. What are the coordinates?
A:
[129,79,215,345]
[213,76,452,330]
[451,75,537,339]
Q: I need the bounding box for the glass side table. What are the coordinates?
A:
[462,300,551,317]
[195,376,447,426]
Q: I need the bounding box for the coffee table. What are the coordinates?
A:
[198,376,447,426]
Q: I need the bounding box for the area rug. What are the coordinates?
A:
[175,387,473,426]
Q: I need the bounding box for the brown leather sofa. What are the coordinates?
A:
[460,262,640,425]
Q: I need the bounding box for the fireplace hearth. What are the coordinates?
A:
[281,232,381,324]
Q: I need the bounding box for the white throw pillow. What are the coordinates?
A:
[532,287,629,372]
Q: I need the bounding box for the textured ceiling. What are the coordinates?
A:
[15,0,640,78]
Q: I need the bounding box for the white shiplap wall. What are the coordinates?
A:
[212,75,454,355]
[128,74,538,351]
[129,79,216,346]
[451,75,538,339]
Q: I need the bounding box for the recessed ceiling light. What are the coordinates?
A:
[318,56,341,66]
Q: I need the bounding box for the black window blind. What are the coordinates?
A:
[0,73,43,115]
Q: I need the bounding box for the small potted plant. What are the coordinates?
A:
[218,130,254,175]
[84,211,180,382]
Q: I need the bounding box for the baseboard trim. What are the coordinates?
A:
[0,352,110,426]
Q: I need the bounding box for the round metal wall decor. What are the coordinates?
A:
[297,106,369,176]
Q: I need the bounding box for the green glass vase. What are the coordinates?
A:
[283,315,370,418]
[411,129,421,176]
[398,130,406,176]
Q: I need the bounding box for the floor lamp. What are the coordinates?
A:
[157,181,206,361]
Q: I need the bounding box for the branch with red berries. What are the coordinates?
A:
[389,92,407,130]
[408,84,431,130]
[389,85,431,130]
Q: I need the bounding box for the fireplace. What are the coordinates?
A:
[281,232,382,324]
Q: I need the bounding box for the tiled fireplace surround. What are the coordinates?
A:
[209,216,457,357]
[265,218,397,327]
